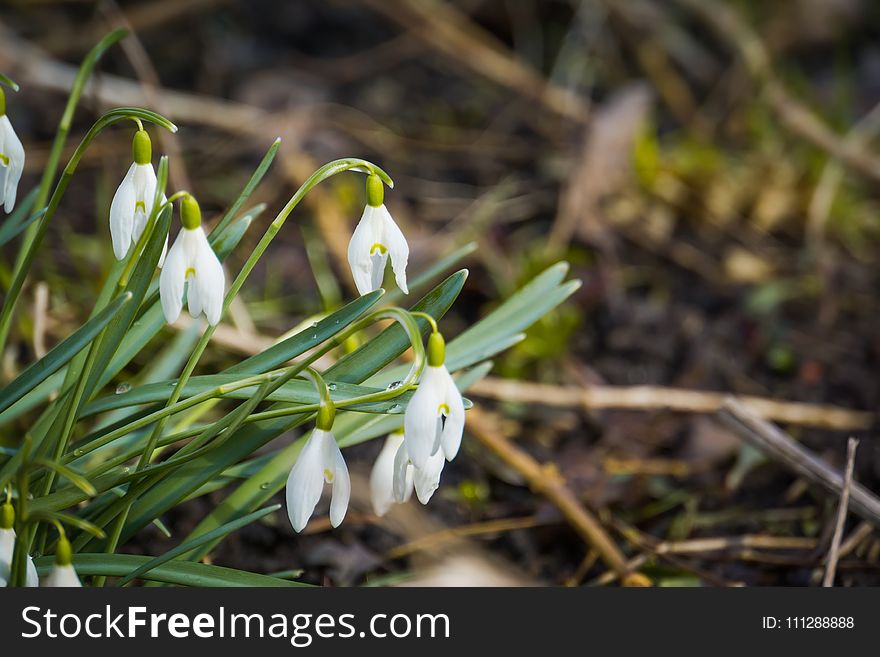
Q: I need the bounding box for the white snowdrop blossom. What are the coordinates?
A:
[42,564,81,587]
[109,129,167,262]
[0,503,38,587]
[159,194,225,326]
[0,89,25,214]
[403,333,465,469]
[286,428,351,532]
[41,536,81,588]
[347,174,408,296]
[393,438,446,505]
[370,432,412,516]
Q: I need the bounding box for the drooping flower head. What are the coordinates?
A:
[41,534,81,588]
[0,87,25,214]
[347,173,409,296]
[403,332,465,469]
[0,500,38,587]
[286,400,350,532]
[159,193,225,326]
[109,129,167,261]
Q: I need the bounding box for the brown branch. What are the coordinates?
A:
[466,408,650,586]
[823,438,859,586]
[468,377,874,431]
[717,398,880,527]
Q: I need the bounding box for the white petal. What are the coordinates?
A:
[327,438,350,528]
[41,563,82,587]
[109,163,137,260]
[0,527,14,586]
[378,205,409,294]
[347,205,383,295]
[413,447,445,505]
[186,273,202,318]
[159,231,187,323]
[392,441,415,504]
[193,230,225,325]
[285,430,327,533]
[130,164,157,244]
[370,251,388,291]
[1,116,24,214]
[439,367,466,461]
[403,365,446,468]
[0,528,40,588]
[370,433,404,516]
[25,556,38,587]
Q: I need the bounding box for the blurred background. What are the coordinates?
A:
[2,0,880,586]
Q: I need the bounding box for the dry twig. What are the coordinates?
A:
[468,377,874,431]
[466,408,649,586]
[717,399,880,527]
[823,438,859,586]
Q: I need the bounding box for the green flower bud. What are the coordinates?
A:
[0,502,14,529]
[55,535,73,566]
[427,331,446,367]
[181,193,201,230]
[366,174,384,208]
[132,129,152,165]
[316,399,336,432]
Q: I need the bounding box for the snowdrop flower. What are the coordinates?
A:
[41,535,81,588]
[370,432,412,516]
[109,129,167,261]
[0,502,38,587]
[286,403,350,532]
[393,438,446,505]
[403,332,465,468]
[159,193,225,326]
[0,87,25,214]
[347,173,409,296]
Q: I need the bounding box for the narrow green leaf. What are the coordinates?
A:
[118,504,281,586]
[0,292,132,414]
[209,138,280,239]
[33,554,307,587]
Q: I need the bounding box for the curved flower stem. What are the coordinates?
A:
[409,311,439,334]
[0,107,177,358]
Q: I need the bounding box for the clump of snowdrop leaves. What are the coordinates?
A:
[41,534,81,588]
[160,193,225,326]
[0,29,580,587]
[0,85,25,214]
[109,128,167,262]
[348,173,409,296]
[0,500,37,587]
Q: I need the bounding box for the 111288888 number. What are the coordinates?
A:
[786,617,854,629]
